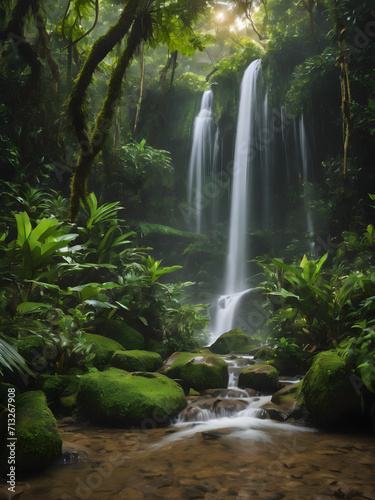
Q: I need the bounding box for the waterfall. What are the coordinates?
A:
[299,115,314,239]
[225,59,261,295]
[209,59,261,343]
[187,90,216,234]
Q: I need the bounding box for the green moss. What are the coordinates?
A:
[210,329,258,354]
[271,381,303,412]
[254,347,275,361]
[83,332,125,368]
[110,350,162,372]
[94,320,144,350]
[76,368,186,426]
[238,364,279,394]
[161,352,228,391]
[34,374,79,402]
[297,351,361,428]
[17,335,49,368]
[1,391,62,473]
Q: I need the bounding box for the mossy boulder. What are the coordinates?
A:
[209,328,258,354]
[83,332,125,368]
[34,374,80,415]
[297,351,362,428]
[110,350,163,372]
[94,320,144,350]
[160,352,228,391]
[34,374,80,401]
[254,347,275,361]
[238,364,279,394]
[76,368,186,426]
[0,391,62,473]
[271,381,303,415]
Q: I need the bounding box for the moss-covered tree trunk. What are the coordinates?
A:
[65,0,142,145]
[68,13,147,221]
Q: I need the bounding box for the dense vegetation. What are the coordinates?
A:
[0,0,374,414]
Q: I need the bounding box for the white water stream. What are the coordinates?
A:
[187,90,216,234]
[209,59,262,343]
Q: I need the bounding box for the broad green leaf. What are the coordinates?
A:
[15,212,32,246]
[17,302,53,314]
[300,254,309,268]
[269,289,300,300]
[30,218,60,242]
[139,316,148,326]
[312,252,328,282]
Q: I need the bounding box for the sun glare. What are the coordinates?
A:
[216,12,225,22]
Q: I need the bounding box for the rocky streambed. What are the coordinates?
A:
[2,351,375,500]
[6,419,375,500]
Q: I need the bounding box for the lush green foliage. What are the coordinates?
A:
[0,189,208,382]
[258,250,374,348]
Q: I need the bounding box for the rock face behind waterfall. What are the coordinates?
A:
[209,328,260,355]
[160,352,228,391]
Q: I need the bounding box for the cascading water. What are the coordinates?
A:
[186,60,317,344]
[299,115,314,241]
[187,90,216,234]
[209,59,262,342]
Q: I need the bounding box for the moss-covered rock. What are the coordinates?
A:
[297,351,362,428]
[160,352,228,391]
[83,332,125,368]
[76,368,186,427]
[254,347,275,361]
[94,320,144,350]
[34,374,80,401]
[0,391,62,474]
[110,350,163,372]
[271,381,303,414]
[209,328,259,354]
[238,364,279,394]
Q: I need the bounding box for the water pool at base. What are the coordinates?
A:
[6,420,375,500]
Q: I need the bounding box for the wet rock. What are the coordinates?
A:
[238,364,279,394]
[216,399,248,413]
[178,396,248,421]
[271,381,302,414]
[262,404,290,422]
[160,352,228,391]
[76,368,186,426]
[200,388,255,398]
[58,441,91,464]
[209,328,259,354]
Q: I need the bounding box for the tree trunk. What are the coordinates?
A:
[68,13,145,221]
[64,0,142,145]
